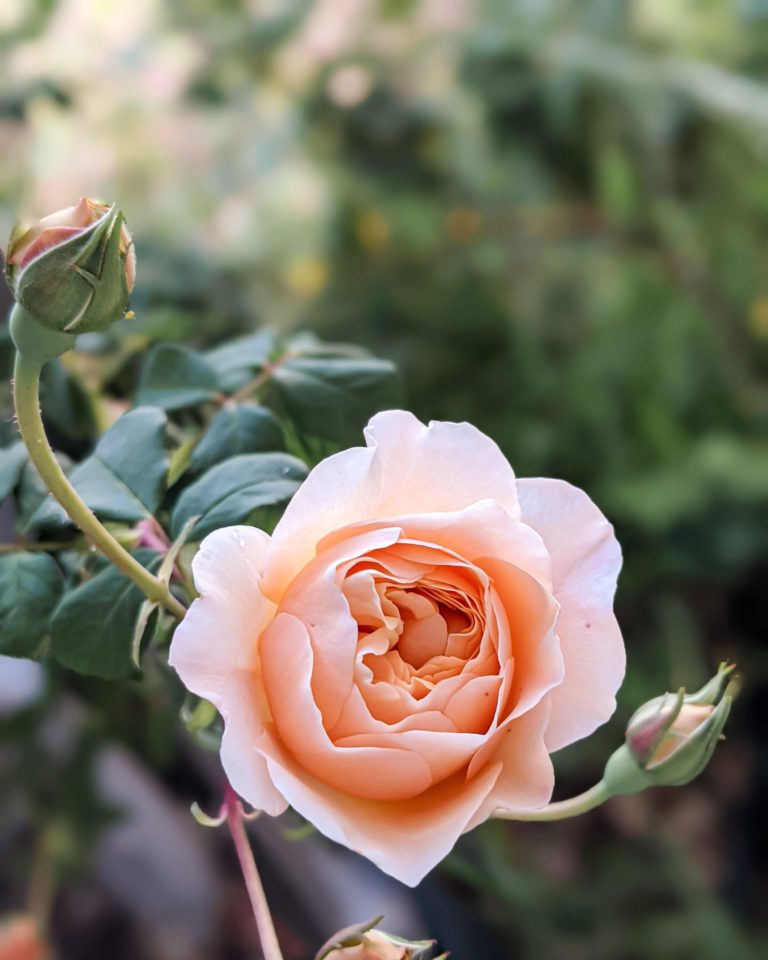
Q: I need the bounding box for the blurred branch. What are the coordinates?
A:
[541,33,768,131]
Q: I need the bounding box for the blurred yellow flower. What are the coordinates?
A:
[284,256,329,299]
[749,298,768,337]
[355,211,391,251]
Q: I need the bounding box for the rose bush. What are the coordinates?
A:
[170,410,624,884]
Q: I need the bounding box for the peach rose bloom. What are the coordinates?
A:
[170,411,624,884]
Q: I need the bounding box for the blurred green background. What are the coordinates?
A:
[1,1,767,958]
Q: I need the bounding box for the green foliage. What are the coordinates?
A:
[16,453,73,533]
[204,329,275,392]
[136,343,220,410]
[29,407,169,527]
[0,552,63,657]
[0,439,26,499]
[270,354,400,443]
[188,403,285,476]
[171,451,306,539]
[50,550,161,680]
[39,357,98,451]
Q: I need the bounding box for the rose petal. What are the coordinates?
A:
[362,411,521,519]
[261,613,434,801]
[262,411,521,598]
[318,500,552,591]
[169,526,287,814]
[278,527,403,730]
[464,700,554,830]
[265,751,504,886]
[517,478,625,751]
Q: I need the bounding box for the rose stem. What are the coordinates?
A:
[224,786,285,960]
[496,780,612,822]
[13,353,186,619]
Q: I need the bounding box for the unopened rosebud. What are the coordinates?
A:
[315,918,445,960]
[5,197,135,336]
[602,663,735,796]
[0,915,51,960]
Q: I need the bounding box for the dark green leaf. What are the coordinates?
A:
[270,355,400,442]
[50,549,161,679]
[136,344,220,410]
[171,452,306,539]
[0,441,28,500]
[0,552,63,658]
[287,332,371,359]
[0,324,14,384]
[188,403,284,476]
[17,457,71,532]
[39,358,98,450]
[205,330,276,393]
[28,408,169,527]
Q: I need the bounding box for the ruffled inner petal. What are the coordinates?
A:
[262,522,561,801]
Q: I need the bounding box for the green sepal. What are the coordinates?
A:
[10,304,76,364]
[12,205,132,334]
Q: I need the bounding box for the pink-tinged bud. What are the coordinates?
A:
[602,663,735,796]
[315,918,445,960]
[7,198,135,294]
[5,199,136,362]
[0,916,51,960]
[628,698,719,770]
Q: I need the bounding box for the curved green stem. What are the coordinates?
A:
[496,780,612,822]
[13,352,186,620]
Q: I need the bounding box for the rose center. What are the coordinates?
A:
[357,581,482,697]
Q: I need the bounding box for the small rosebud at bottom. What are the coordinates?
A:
[315,918,445,960]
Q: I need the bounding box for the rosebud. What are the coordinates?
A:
[602,663,735,796]
[0,915,51,960]
[5,197,135,336]
[315,918,446,960]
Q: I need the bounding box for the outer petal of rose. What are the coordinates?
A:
[262,411,520,599]
[516,478,625,752]
[464,699,554,831]
[262,700,555,885]
[168,526,287,816]
[219,673,289,817]
[362,411,520,520]
[265,747,503,886]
